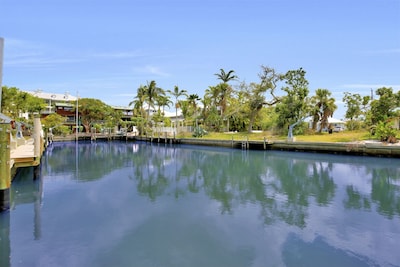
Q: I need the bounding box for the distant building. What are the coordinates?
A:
[27,90,77,114]
[26,90,186,133]
[111,106,134,122]
[26,90,78,130]
[307,117,346,132]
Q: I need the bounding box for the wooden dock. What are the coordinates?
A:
[1,118,45,211]
[10,138,43,169]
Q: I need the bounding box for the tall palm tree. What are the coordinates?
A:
[214,69,238,131]
[129,85,147,134]
[167,85,187,128]
[187,94,201,126]
[310,88,337,132]
[143,80,164,118]
[129,85,145,111]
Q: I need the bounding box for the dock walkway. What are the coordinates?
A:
[10,138,41,169]
[1,118,45,211]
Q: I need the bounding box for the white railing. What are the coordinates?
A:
[151,126,193,136]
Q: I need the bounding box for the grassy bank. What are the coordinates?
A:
[177,130,373,143]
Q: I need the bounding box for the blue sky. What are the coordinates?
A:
[1,0,399,119]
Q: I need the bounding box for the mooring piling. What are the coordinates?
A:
[0,123,11,211]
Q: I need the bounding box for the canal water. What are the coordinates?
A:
[1,141,399,267]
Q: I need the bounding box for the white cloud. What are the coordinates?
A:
[3,38,84,68]
[133,65,170,77]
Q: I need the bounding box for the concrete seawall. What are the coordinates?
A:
[269,140,400,157]
[53,135,400,158]
[176,138,400,158]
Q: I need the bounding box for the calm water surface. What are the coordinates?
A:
[1,141,400,267]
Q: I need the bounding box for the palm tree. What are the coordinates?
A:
[187,94,200,111]
[187,94,201,126]
[214,69,238,131]
[155,95,172,115]
[214,68,238,83]
[143,80,164,118]
[310,89,337,132]
[167,85,187,129]
[129,85,147,134]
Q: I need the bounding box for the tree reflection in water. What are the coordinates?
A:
[122,143,399,228]
[43,141,400,225]
[10,141,399,267]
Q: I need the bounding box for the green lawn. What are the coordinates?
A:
[177,130,374,143]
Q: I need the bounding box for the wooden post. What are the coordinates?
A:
[33,117,41,158]
[0,123,11,211]
[263,137,266,150]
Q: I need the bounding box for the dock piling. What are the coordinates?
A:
[33,117,41,158]
[0,123,11,211]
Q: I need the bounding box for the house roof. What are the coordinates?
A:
[26,90,77,102]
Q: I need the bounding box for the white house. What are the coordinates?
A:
[307,117,346,132]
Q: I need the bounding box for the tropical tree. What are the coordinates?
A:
[178,100,190,124]
[143,80,164,118]
[214,68,238,83]
[241,66,282,133]
[342,92,370,130]
[310,89,337,132]
[343,92,363,121]
[258,65,282,100]
[214,69,238,130]
[239,82,266,132]
[187,94,200,112]
[129,85,146,113]
[199,94,215,130]
[275,68,310,132]
[369,87,400,125]
[186,94,201,126]
[77,98,115,132]
[41,113,69,136]
[1,86,45,119]
[155,94,172,115]
[167,85,187,128]
[129,85,147,134]
[223,90,247,132]
[204,85,220,108]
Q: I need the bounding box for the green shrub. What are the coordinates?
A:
[193,126,208,138]
[375,121,398,143]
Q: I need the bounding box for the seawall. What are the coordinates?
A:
[52,135,400,158]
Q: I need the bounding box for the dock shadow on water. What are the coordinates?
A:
[1,141,399,267]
